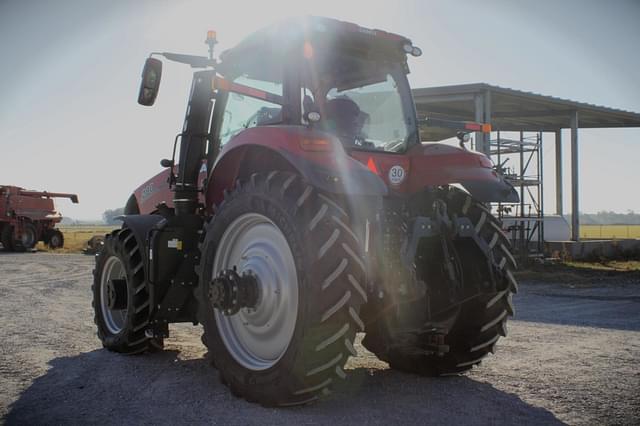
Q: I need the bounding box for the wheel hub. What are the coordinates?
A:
[21,227,35,247]
[100,256,128,334]
[50,233,62,247]
[106,278,128,310]
[209,269,260,316]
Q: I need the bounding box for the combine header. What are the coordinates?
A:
[0,185,78,251]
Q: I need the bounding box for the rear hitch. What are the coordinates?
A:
[390,328,450,357]
[423,329,450,356]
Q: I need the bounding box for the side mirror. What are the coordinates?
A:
[137,57,162,106]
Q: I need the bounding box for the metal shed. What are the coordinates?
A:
[412,83,640,245]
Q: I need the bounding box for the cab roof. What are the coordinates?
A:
[218,16,413,70]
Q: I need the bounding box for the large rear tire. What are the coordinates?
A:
[197,172,366,406]
[363,187,517,375]
[12,222,37,252]
[1,225,14,251]
[92,227,162,354]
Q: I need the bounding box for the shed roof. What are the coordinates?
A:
[413,83,640,140]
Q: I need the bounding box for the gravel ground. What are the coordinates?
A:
[1,253,639,425]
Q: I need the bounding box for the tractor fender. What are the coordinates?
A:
[406,143,519,203]
[461,176,519,203]
[118,214,165,266]
[124,193,141,215]
[206,126,387,209]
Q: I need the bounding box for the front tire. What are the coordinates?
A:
[92,227,162,354]
[47,229,64,249]
[197,172,366,406]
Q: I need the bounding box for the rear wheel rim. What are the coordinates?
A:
[212,213,299,371]
[100,256,128,334]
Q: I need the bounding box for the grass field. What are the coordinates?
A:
[580,224,640,239]
[564,260,640,271]
[36,225,117,253]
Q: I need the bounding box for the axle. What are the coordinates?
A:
[208,269,260,315]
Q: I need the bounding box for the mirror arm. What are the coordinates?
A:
[165,131,213,190]
[165,133,183,188]
[151,51,216,68]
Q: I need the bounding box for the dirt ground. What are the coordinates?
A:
[1,253,638,425]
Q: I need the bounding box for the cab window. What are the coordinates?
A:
[218,75,283,146]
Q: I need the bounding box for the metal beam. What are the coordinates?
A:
[417,105,475,120]
[413,93,476,104]
[492,109,574,118]
[570,111,579,241]
[555,129,563,216]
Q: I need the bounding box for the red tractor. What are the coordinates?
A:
[0,185,78,251]
[92,17,519,406]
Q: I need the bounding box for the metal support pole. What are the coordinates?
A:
[555,129,563,216]
[474,94,485,155]
[570,111,579,241]
[539,131,544,251]
[483,90,492,157]
[519,131,525,256]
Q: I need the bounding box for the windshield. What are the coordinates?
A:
[325,74,408,152]
[303,54,415,152]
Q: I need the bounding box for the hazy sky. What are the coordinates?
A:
[1,0,639,220]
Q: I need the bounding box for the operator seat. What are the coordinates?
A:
[323,97,367,146]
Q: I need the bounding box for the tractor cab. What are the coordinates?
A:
[214,17,421,154]
[131,16,514,216]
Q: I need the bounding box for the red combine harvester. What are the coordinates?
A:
[92,17,519,406]
[0,185,78,251]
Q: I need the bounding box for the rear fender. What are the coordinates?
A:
[205,126,387,210]
[409,143,518,203]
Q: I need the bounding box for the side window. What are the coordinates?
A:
[219,75,283,146]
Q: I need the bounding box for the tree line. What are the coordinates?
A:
[102,207,125,225]
[565,211,640,225]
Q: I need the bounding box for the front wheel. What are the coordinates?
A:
[92,227,162,354]
[47,229,64,249]
[197,172,366,406]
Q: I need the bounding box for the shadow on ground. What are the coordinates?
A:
[513,281,640,332]
[5,349,562,426]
